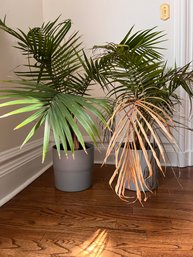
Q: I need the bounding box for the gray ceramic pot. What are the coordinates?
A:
[53,143,94,192]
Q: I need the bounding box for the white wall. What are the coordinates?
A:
[0,0,52,206]
[0,0,44,151]
[42,0,175,101]
[43,0,174,62]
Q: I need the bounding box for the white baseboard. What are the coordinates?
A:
[86,138,192,168]
[94,142,115,165]
[165,150,193,167]
[0,139,53,207]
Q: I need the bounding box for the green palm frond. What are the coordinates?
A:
[0,81,112,162]
[120,26,165,61]
[0,17,87,93]
[0,17,113,161]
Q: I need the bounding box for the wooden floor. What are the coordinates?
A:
[0,165,193,257]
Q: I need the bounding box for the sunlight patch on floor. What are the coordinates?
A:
[73,229,109,257]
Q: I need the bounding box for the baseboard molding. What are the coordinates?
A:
[94,143,115,165]
[0,139,53,207]
[165,150,193,167]
[87,138,192,168]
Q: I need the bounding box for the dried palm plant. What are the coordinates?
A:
[104,98,177,202]
[93,27,193,203]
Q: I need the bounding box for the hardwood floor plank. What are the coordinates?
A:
[1,164,193,256]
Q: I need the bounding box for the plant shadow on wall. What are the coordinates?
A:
[1,16,193,204]
[0,17,112,192]
[91,27,193,203]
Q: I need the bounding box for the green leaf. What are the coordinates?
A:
[21,117,45,147]
[42,115,51,162]
[50,102,70,154]
[0,98,41,108]
[56,96,86,152]
[14,108,46,130]
[60,95,100,144]
[0,104,43,118]
[50,108,66,158]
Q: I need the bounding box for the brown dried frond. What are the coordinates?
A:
[105,98,177,203]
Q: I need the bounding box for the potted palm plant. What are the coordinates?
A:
[0,17,111,192]
[93,27,193,203]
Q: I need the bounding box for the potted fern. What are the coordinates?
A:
[93,27,193,203]
[0,17,111,192]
